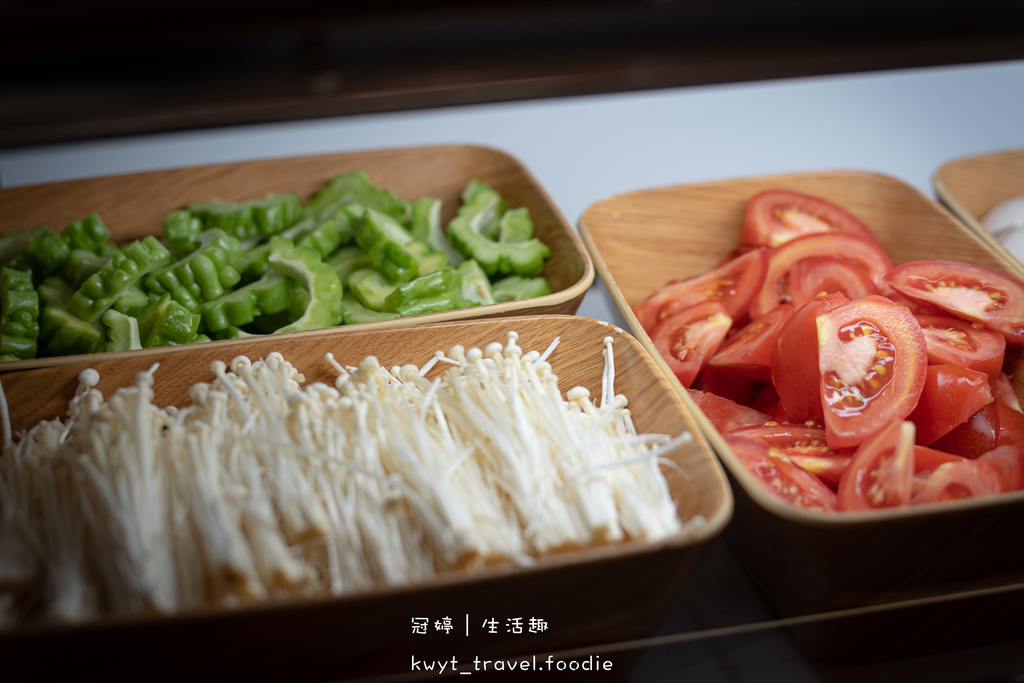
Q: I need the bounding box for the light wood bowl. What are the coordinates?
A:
[933,147,1024,278]
[0,315,731,682]
[0,144,594,372]
[579,170,1024,662]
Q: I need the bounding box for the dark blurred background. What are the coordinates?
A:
[3,0,1024,149]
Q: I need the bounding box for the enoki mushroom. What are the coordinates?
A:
[0,332,702,626]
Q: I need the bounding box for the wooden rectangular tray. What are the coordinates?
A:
[579,170,1024,662]
[933,146,1024,278]
[0,314,731,681]
[0,144,594,372]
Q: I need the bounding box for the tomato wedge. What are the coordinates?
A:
[816,295,927,449]
[837,420,916,511]
[978,444,1024,491]
[915,314,1006,385]
[724,433,838,512]
[913,445,968,473]
[906,364,994,446]
[688,388,771,432]
[726,423,852,486]
[993,372,1023,412]
[707,303,792,380]
[739,189,877,249]
[751,232,893,318]
[912,460,1003,504]
[772,292,849,425]
[932,401,1024,459]
[789,256,878,309]
[633,248,768,334]
[652,301,732,387]
[884,260,1024,346]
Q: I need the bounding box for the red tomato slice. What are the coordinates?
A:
[913,445,968,473]
[633,248,768,334]
[771,292,850,425]
[688,388,770,432]
[788,453,852,489]
[978,444,1024,491]
[836,419,916,511]
[739,189,877,249]
[789,256,878,309]
[751,232,894,318]
[915,314,1006,385]
[695,365,762,405]
[707,303,793,380]
[726,423,852,486]
[993,372,1023,413]
[817,295,928,449]
[723,433,838,512]
[652,301,732,387]
[932,401,1024,459]
[912,460,1003,504]
[907,364,994,446]
[883,260,1024,346]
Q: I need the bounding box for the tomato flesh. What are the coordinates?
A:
[906,364,994,446]
[708,303,792,380]
[916,314,1007,385]
[633,247,768,334]
[837,420,916,511]
[978,444,1024,491]
[751,232,893,318]
[688,388,770,432]
[772,292,849,425]
[816,295,928,450]
[740,189,877,249]
[912,460,1003,504]
[884,260,1024,346]
[724,433,838,511]
[789,256,878,309]
[652,301,732,387]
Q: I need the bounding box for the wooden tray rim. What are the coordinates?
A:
[0,143,596,373]
[932,146,1024,281]
[579,168,1024,528]
[0,314,733,638]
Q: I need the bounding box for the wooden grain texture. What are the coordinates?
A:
[0,315,731,681]
[578,170,1024,661]
[934,147,1024,276]
[0,145,594,373]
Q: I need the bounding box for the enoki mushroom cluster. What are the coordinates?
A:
[0,332,698,626]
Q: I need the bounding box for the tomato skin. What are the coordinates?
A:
[992,372,1023,413]
[708,303,792,380]
[633,248,768,334]
[688,388,770,432]
[916,314,1006,385]
[883,260,1024,346]
[817,295,928,450]
[931,401,1024,459]
[913,445,968,473]
[789,256,878,309]
[771,292,850,425]
[751,232,893,318]
[837,420,916,511]
[723,433,838,512]
[740,189,876,249]
[907,364,994,446]
[978,444,1024,491]
[726,423,852,487]
[912,460,1003,504]
[652,301,732,388]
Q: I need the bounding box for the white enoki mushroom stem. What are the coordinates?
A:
[0,331,696,626]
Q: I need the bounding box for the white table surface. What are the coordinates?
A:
[3,58,1024,682]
